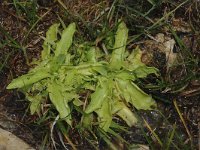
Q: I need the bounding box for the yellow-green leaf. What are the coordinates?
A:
[55,23,76,57]
[26,94,43,115]
[126,47,158,77]
[85,78,111,113]
[110,21,128,70]
[112,101,137,127]
[47,80,72,126]
[95,98,112,131]
[116,79,156,110]
[7,70,50,89]
[42,23,60,60]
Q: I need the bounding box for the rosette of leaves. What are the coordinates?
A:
[7,21,158,131]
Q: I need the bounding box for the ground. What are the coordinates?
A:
[0,0,199,150]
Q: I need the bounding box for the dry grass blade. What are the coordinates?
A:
[143,117,163,147]
[23,8,52,43]
[57,0,69,13]
[180,87,200,97]
[173,99,192,142]
[63,133,77,150]
[50,115,60,150]
[148,0,189,30]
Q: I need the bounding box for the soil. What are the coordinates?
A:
[0,0,199,150]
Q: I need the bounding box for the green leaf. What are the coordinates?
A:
[73,98,84,106]
[85,46,97,63]
[82,113,94,129]
[127,47,145,70]
[49,54,66,72]
[95,98,112,131]
[7,69,50,89]
[55,23,76,57]
[92,65,108,76]
[30,79,47,92]
[127,47,158,76]
[85,78,111,113]
[42,23,60,60]
[116,79,156,110]
[110,21,128,70]
[133,66,158,78]
[26,94,43,115]
[47,80,72,126]
[7,21,159,133]
[63,69,85,90]
[115,70,136,81]
[112,101,137,127]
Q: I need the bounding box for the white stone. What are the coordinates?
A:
[0,128,35,150]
